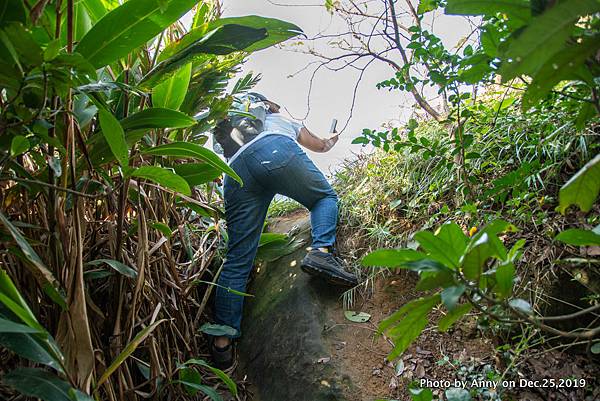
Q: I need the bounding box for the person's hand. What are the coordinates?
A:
[322,134,339,152]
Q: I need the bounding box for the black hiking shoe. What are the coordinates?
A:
[209,337,235,371]
[301,249,359,287]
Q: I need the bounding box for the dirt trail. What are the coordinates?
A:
[235,211,599,401]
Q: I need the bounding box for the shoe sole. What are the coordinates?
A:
[300,262,357,287]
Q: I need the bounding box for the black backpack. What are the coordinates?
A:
[213,94,269,159]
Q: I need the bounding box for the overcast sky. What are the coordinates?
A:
[220,1,472,174]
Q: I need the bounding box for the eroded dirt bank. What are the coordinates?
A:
[235,211,599,401]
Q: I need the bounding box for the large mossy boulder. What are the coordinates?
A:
[238,213,353,401]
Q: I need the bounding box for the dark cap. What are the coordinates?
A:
[248,92,280,111]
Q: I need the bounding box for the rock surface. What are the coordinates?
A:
[238,212,353,401]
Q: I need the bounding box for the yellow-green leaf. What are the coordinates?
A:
[558,154,600,214]
[152,62,192,110]
[98,109,128,167]
[0,212,66,311]
[95,319,167,390]
[130,166,191,196]
[75,0,199,68]
[142,142,242,184]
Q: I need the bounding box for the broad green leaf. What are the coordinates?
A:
[435,222,469,262]
[159,15,303,62]
[591,342,600,354]
[352,137,369,145]
[86,108,196,167]
[209,16,303,53]
[258,232,288,246]
[409,388,434,401]
[179,367,201,396]
[522,37,600,110]
[507,239,526,262]
[98,109,128,167]
[173,163,222,187]
[0,58,21,89]
[481,23,501,57]
[199,323,238,337]
[255,236,303,262]
[120,108,197,130]
[171,380,223,401]
[344,311,371,323]
[140,24,268,89]
[438,303,472,332]
[75,0,198,68]
[555,228,600,246]
[0,331,63,371]
[461,232,506,281]
[575,102,597,132]
[181,358,237,396]
[82,0,108,23]
[0,0,27,28]
[2,23,43,66]
[83,270,114,280]
[459,53,493,84]
[415,270,454,291]
[0,270,43,330]
[403,259,453,273]
[130,166,191,196]
[418,0,438,14]
[0,292,64,372]
[414,231,459,268]
[86,130,145,167]
[150,222,173,238]
[142,142,242,184]
[192,3,210,28]
[0,212,66,310]
[86,259,137,278]
[479,219,519,237]
[10,135,29,156]
[0,317,42,333]
[441,285,465,311]
[495,262,515,299]
[380,295,438,338]
[3,368,94,401]
[71,1,93,42]
[180,202,221,219]
[152,62,192,110]
[96,319,167,389]
[382,295,440,360]
[558,154,600,214]
[445,0,530,22]
[500,0,600,80]
[361,249,425,267]
[70,389,97,401]
[205,368,236,397]
[51,53,97,80]
[43,40,61,62]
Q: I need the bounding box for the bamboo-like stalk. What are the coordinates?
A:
[0,1,258,399]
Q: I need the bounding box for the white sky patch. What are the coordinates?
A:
[219,0,473,173]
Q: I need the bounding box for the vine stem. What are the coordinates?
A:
[386,0,444,122]
[0,176,102,198]
[457,271,600,340]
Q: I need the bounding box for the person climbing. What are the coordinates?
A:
[209,92,359,369]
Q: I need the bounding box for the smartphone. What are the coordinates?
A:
[330,118,338,133]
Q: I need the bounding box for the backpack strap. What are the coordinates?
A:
[212,96,270,159]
